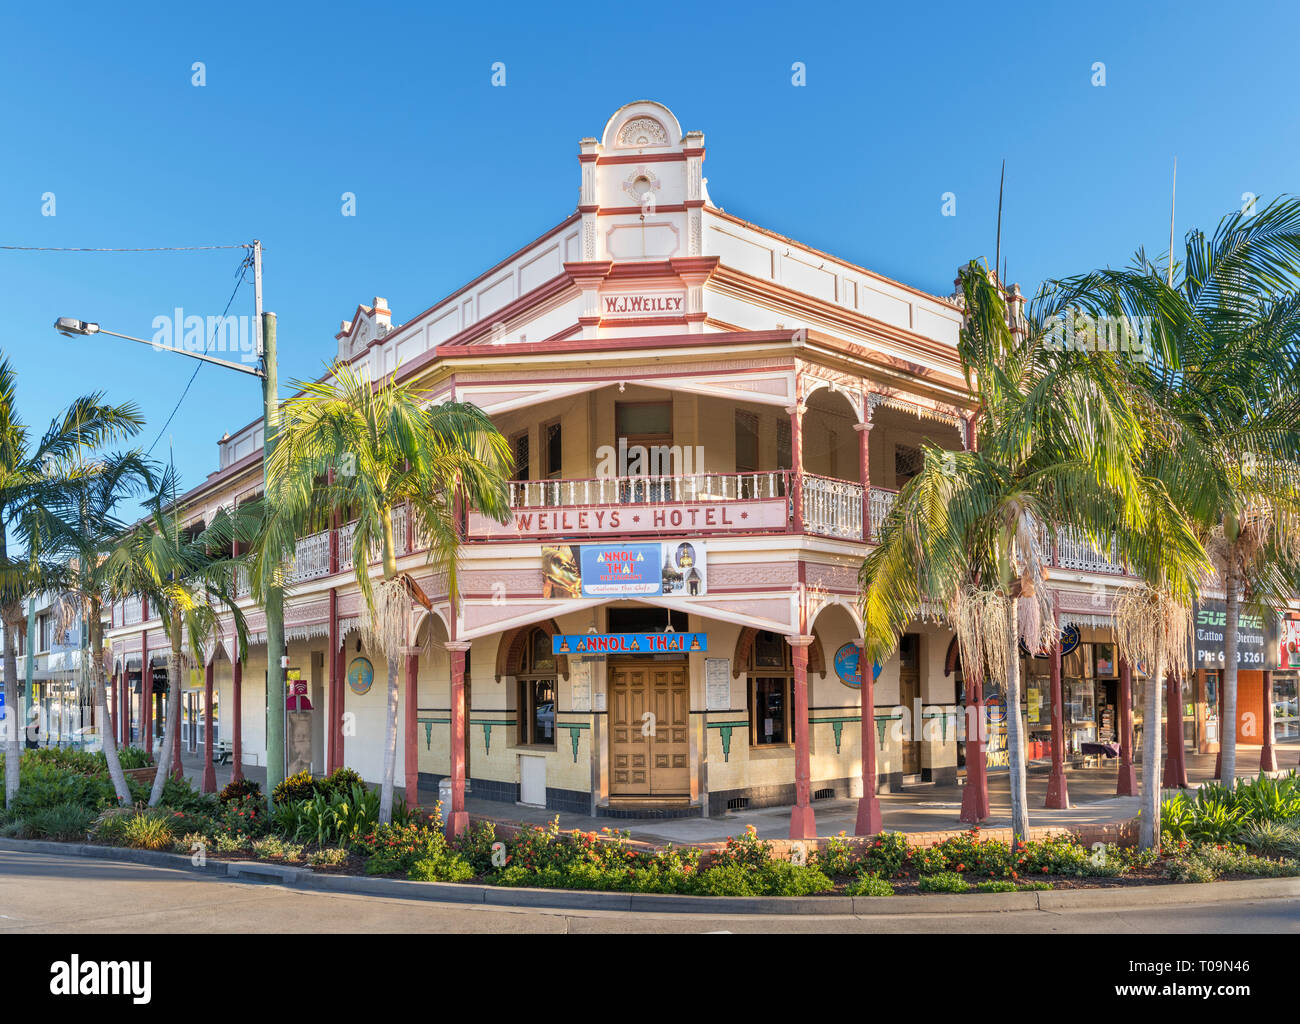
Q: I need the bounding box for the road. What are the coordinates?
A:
[2,849,1299,933]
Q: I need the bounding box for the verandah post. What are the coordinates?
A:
[787,634,817,839]
[1116,658,1137,796]
[446,640,471,837]
[854,635,882,835]
[1045,639,1069,809]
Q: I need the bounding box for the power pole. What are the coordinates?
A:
[254,239,286,796]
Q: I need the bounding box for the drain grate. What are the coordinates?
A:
[726,797,749,811]
[812,788,835,801]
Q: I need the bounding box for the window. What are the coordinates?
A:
[516,628,557,747]
[749,630,794,747]
[777,419,792,471]
[544,422,562,479]
[735,411,758,473]
[512,431,530,481]
[38,615,50,653]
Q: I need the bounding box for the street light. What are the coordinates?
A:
[53,318,266,378]
[52,239,287,798]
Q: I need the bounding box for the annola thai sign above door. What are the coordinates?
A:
[1192,599,1277,670]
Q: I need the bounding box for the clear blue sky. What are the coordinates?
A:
[2,0,1297,515]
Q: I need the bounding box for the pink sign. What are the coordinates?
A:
[468,499,787,539]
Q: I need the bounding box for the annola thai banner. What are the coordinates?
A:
[1192,599,1277,670]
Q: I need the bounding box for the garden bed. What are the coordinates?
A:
[4,751,1299,899]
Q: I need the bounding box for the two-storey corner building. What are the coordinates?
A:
[103,101,1283,834]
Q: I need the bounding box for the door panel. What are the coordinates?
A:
[610,663,689,796]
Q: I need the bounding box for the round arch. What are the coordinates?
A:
[496,619,570,682]
[732,626,825,679]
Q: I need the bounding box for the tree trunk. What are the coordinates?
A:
[379,653,400,824]
[1004,603,1030,847]
[88,599,131,805]
[1139,653,1167,852]
[1220,566,1240,786]
[3,610,21,808]
[147,623,183,807]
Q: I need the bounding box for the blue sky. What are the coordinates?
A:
[2,0,1297,514]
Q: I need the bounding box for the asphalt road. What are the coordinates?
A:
[2,849,1299,934]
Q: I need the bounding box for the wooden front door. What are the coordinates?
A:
[899,633,921,774]
[609,661,689,796]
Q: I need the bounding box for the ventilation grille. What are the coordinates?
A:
[813,788,836,801]
[726,797,749,811]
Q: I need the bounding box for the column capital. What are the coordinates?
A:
[445,640,472,652]
[785,634,816,648]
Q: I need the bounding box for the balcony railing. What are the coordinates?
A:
[123,594,143,626]
[507,471,789,509]
[868,486,898,538]
[337,506,413,568]
[802,474,863,540]
[286,529,331,584]
[469,471,792,539]
[1054,526,1126,575]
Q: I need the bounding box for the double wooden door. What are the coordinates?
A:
[609,661,689,796]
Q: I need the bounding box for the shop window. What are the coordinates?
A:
[516,627,557,748]
[749,630,794,747]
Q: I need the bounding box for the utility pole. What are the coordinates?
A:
[254,239,286,797]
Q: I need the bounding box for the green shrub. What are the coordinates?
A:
[220,794,270,838]
[451,820,499,874]
[10,762,119,817]
[975,879,1018,893]
[1240,820,1300,857]
[710,825,772,870]
[1014,834,1094,878]
[691,863,761,896]
[252,835,303,862]
[307,847,349,868]
[218,778,262,805]
[172,832,210,856]
[1165,855,1217,883]
[813,834,861,876]
[91,810,132,845]
[1018,880,1054,890]
[918,871,969,893]
[846,872,894,897]
[758,861,834,896]
[859,831,912,878]
[321,767,363,796]
[358,822,447,876]
[0,818,24,838]
[273,769,318,806]
[23,801,95,841]
[120,813,175,851]
[408,853,475,883]
[214,830,252,854]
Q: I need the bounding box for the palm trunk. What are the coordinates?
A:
[377,511,401,825]
[1139,653,1167,851]
[88,599,131,805]
[1004,602,1030,846]
[147,618,183,807]
[1220,566,1240,786]
[3,612,21,808]
[379,654,400,824]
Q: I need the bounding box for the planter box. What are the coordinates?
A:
[123,767,157,787]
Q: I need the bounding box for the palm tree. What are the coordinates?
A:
[103,467,248,806]
[36,451,155,805]
[1057,197,1300,786]
[859,263,1205,845]
[255,361,511,823]
[0,359,143,806]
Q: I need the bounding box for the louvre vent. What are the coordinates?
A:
[812,788,835,801]
[726,797,749,811]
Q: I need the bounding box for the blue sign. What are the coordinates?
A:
[1018,624,1081,659]
[579,544,662,597]
[553,633,707,655]
[833,642,882,689]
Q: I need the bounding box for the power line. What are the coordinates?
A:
[0,244,251,253]
[145,254,253,456]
